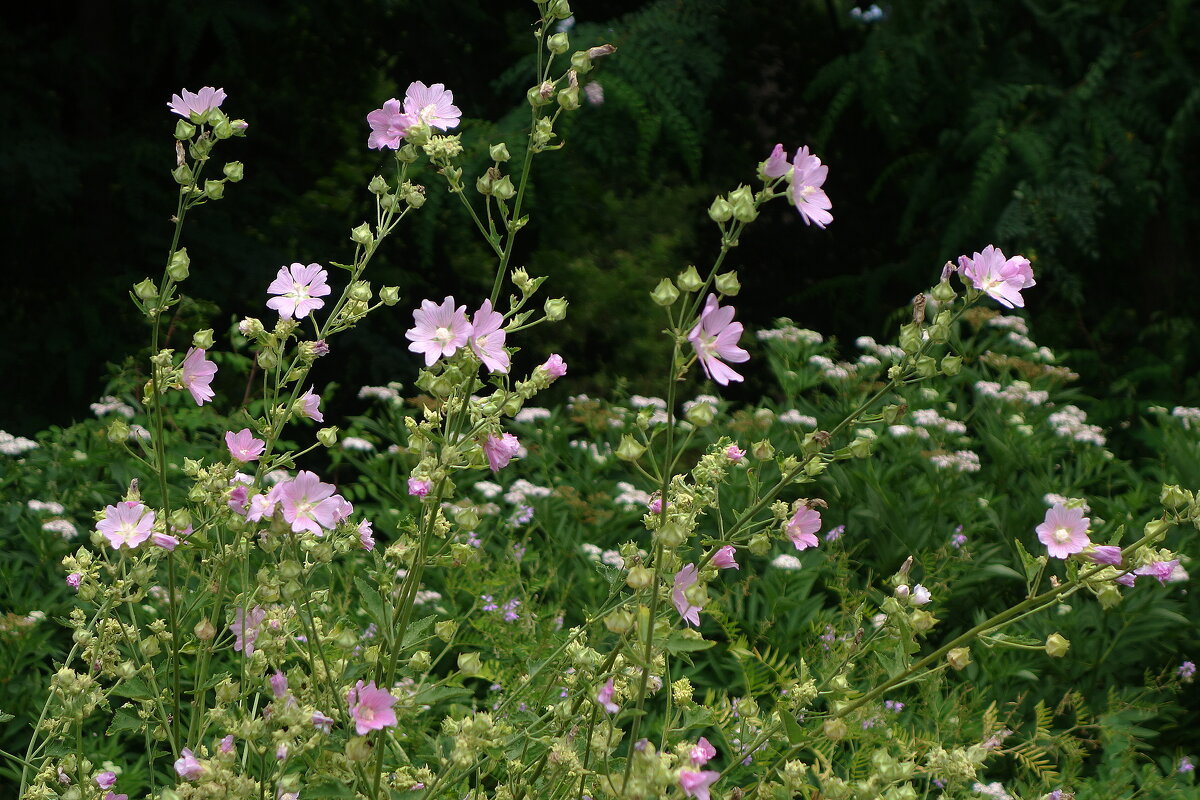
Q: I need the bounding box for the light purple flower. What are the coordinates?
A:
[408,477,432,497]
[1135,560,1179,585]
[911,584,931,605]
[181,347,218,406]
[405,296,471,366]
[151,532,179,551]
[1088,545,1123,566]
[219,735,235,754]
[763,143,790,179]
[679,769,720,800]
[246,491,277,522]
[403,81,461,130]
[358,519,375,551]
[469,299,510,373]
[174,748,204,780]
[230,606,267,656]
[266,263,331,320]
[583,81,604,105]
[597,677,619,713]
[484,433,520,472]
[312,711,334,733]
[790,146,832,228]
[225,428,266,462]
[1180,757,1195,774]
[366,98,416,150]
[66,572,81,589]
[1179,661,1196,681]
[672,564,702,627]
[712,545,739,570]
[958,245,1036,309]
[270,671,289,698]
[96,771,117,789]
[688,294,750,386]
[541,353,568,381]
[96,501,155,550]
[786,504,822,551]
[297,386,324,423]
[276,470,348,535]
[168,87,227,120]
[690,737,717,767]
[346,680,398,735]
[725,445,746,462]
[1036,503,1091,559]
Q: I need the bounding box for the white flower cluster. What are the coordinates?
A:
[1171,406,1200,430]
[0,430,37,455]
[629,395,667,410]
[357,384,402,402]
[974,380,1050,406]
[986,315,1029,335]
[1043,493,1091,513]
[614,481,653,511]
[569,439,611,463]
[681,394,721,414]
[503,479,552,506]
[855,335,905,362]
[911,408,968,435]
[808,355,857,381]
[28,499,65,514]
[972,782,1014,800]
[42,519,79,539]
[579,543,628,569]
[1047,405,1106,446]
[928,450,982,472]
[342,437,376,452]
[771,553,803,570]
[514,407,552,423]
[757,325,823,345]
[90,395,136,419]
[778,410,817,427]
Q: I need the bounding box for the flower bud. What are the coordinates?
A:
[107,418,130,443]
[191,617,216,640]
[656,521,687,547]
[823,718,848,741]
[172,163,194,185]
[1144,518,1171,540]
[168,248,191,282]
[408,650,432,671]
[134,278,159,300]
[345,737,372,763]
[512,267,533,294]
[527,85,553,107]
[914,356,938,378]
[910,609,937,632]
[650,278,679,307]
[570,51,592,73]
[676,265,703,292]
[1161,484,1192,510]
[556,85,580,111]
[715,271,741,296]
[899,323,921,355]
[380,286,400,306]
[748,533,771,556]
[212,117,233,139]
[707,196,733,223]
[492,175,516,200]
[931,280,956,304]
[604,609,635,634]
[1045,633,1070,657]
[349,281,372,302]
[894,584,910,602]
[257,349,279,369]
[489,142,511,162]
[547,32,570,54]
[457,652,484,677]
[435,619,458,642]
[684,401,716,427]
[317,427,339,447]
[368,175,388,194]
[549,0,571,19]
[192,328,215,349]
[351,222,373,245]
[940,355,962,376]
[174,119,196,140]
[729,185,758,222]
[946,647,972,670]
[544,297,568,321]
[201,177,224,199]
[751,439,775,461]
[625,566,654,590]
[398,143,420,163]
[616,434,646,462]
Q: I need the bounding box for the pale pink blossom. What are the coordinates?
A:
[672,564,702,627]
[174,748,204,780]
[276,470,348,535]
[1135,560,1179,585]
[1088,545,1123,566]
[679,769,720,800]
[246,491,277,522]
[712,545,739,570]
[790,146,832,228]
[96,771,117,789]
[366,98,416,150]
[404,81,461,130]
[181,347,217,406]
[151,532,179,551]
[346,680,398,735]
[225,428,266,462]
[266,263,331,320]
[270,671,288,698]
[469,299,510,373]
[786,504,822,550]
[408,477,432,497]
[168,87,226,120]
[958,245,1036,309]
[484,433,521,472]
[688,294,750,386]
[219,735,235,755]
[297,386,324,423]
[406,296,471,366]
[358,519,376,551]
[690,737,717,766]
[230,605,266,656]
[763,143,790,178]
[66,572,82,589]
[1036,503,1091,559]
[541,353,568,380]
[725,444,745,462]
[96,501,155,550]
[597,677,619,713]
[911,584,931,605]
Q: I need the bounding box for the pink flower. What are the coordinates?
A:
[312,711,334,733]
[270,671,289,698]
[584,81,604,105]
[763,143,790,178]
[297,386,324,423]
[688,294,750,386]
[266,263,331,320]
[66,572,81,589]
[246,491,277,522]
[911,584,931,605]
[96,501,155,549]
[1135,560,1179,585]
[168,87,227,120]
[230,605,266,656]
[679,769,720,800]
[346,680,398,735]
[786,504,822,550]
[484,433,520,472]
[218,735,235,755]
[151,532,179,551]
[597,677,619,713]
[790,146,832,228]
[405,296,471,366]
[358,519,375,551]
[725,444,745,462]
[712,545,740,570]
[96,771,117,789]
[403,81,461,130]
[366,98,416,150]
[469,299,510,373]
[541,353,568,380]
[690,737,717,766]
[672,564,702,627]
[225,428,266,462]
[181,347,217,406]
[276,470,348,535]
[408,477,432,497]
[958,245,1036,309]
[105,793,128,800]
[174,748,204,780]
[1088,545,1123,566]
[1035,503,1091,559]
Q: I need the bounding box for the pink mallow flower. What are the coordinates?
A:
[181,347,218,406]
[230,605,267,656]
[408,477,432,497]
[672,564,702,627]
[346,680,398,735]
[484,433,521,472]
[469,299,510,373]
[786,504,822,550]
[679,769,721,800]
[790,146,833,228]
[96,771,117,789]
[958,245,1036,309]
[405,296,471,366]
[168,86,226,120]
[297,386,324,423]
[151,532,179,551]
[225,428,266,462]
[690,737,717,766]
[174,748,204,780]
[358,519,375,551]
[266,263,331,320]
[763,143,791,179]
[688,294,750,386]
[1135,560,1179,585]
[276,470,351,535]
[1036,503,1091,559]
[541,353,568,380]
[725,444,745,462]
[403,81,461,130]
[96,501,155,550]
[597,677,619,713]
[66,573,82,589]
[712,545,740,570]
[366,98,416,150]
[1088,545,1123,566]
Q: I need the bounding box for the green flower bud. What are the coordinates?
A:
[193,618,216,640]
[380,286,401,306]
[823,718,848,741]
[650,278,680,307]
[404,183,427,208]
[748,533,771,556]
[849,436,872,459]
[409,650,432,671]
[174,119,196,140]
[492,175,516,201]
[527,84,553,107]
[192,328,215,349]
[256,349,279,370]
[927,323,949,344]
[345,736,373,763]
[212,117,233,139]
[729,185,758,222]
[1045,632,1070,657]
[626,566,654,590]
[946,647,972,670]
[708,196,733,223]
[107,417,130,443]
[931,280,956,304]
[751,439,775,461]
[349,281,372,302]
[167,248,191,282]
[457,652,484,677]
[882,403,908,424]
[557,85,580,111]
[1144,518,1171,540]
[604,609,635,634]
[616,434,646,462]
[368,175,388,194]
[1161,484,1192,510]
[489,142,511,162]
[898,323,921,355]
[657,521,687,547]
[512,267,534,294]
[544,297,568,321]
[222,161,244,182]
[684,400,716,427]
[549,0,571,19]
[475,172,494,196]
[914,355,938,378]
[397,143,420,163]
[1096,583,1122,609]
[941,355,962,376]
[715,271,741,296]
[435,619,458,642]
[351,222,373,245]
[547,32,570,54]
[116,661,137,680]
[910,609,937,632]
[317,427,339,447]
[134,278,159,300]
[172,164,193,187]
[676,265,703,292]
[570,51,592,73]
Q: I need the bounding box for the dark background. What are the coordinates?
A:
[3,0,1199,435]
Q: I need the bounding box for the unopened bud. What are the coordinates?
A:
[192,328,215,349]
[380,286,400,306]
[941,355,962,376]
[368,175,388,194]
[946,647,972,670]
[167,248,191,282]
[1161,484,1192,510]
[549,0,572,19]
[489,142,511,162]
[317,427,339,447]
[492,175,516,201]
[708,196,732,223]
[134,278,159,300]
[172,163,194,185]
[715,271,741,296]
[657,521,687,547]
[1045,633,1070,657]
[570,51,592,73]
[626,566,653,590]
[604,609,635,634]
[435,619,458,642]
[931,280,956,304]
[676,265,703,292]
[174,119,196,140]
[457,652,484,677]
[914,355,938,378]
[751,439,775,461]
[547,32,570,54]
[397,143,420,164]
[898,323,921,355]
[616,434,646,462]
[684,401,716,427]
[729,185,758,223]
[194,618,216,640]
[348,281,372,302]
[544,297,568,321]
[823,718,848,741]
[650,278,680,307]
[557,85,580,111]
[409,650,432,671]
[351,223,373,245]
[748,532,771,556]
[107,418,130,443]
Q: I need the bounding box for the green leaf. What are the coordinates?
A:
[780,706,806,746]
[106,706,144,735]
[354,577,389,633]
[663,631,716,654]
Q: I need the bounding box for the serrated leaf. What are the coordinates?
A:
[401,615,436,650]
[355,577,389,633]
[111,676,155,700]
[107,706,144,735]
[663,631,716,654]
